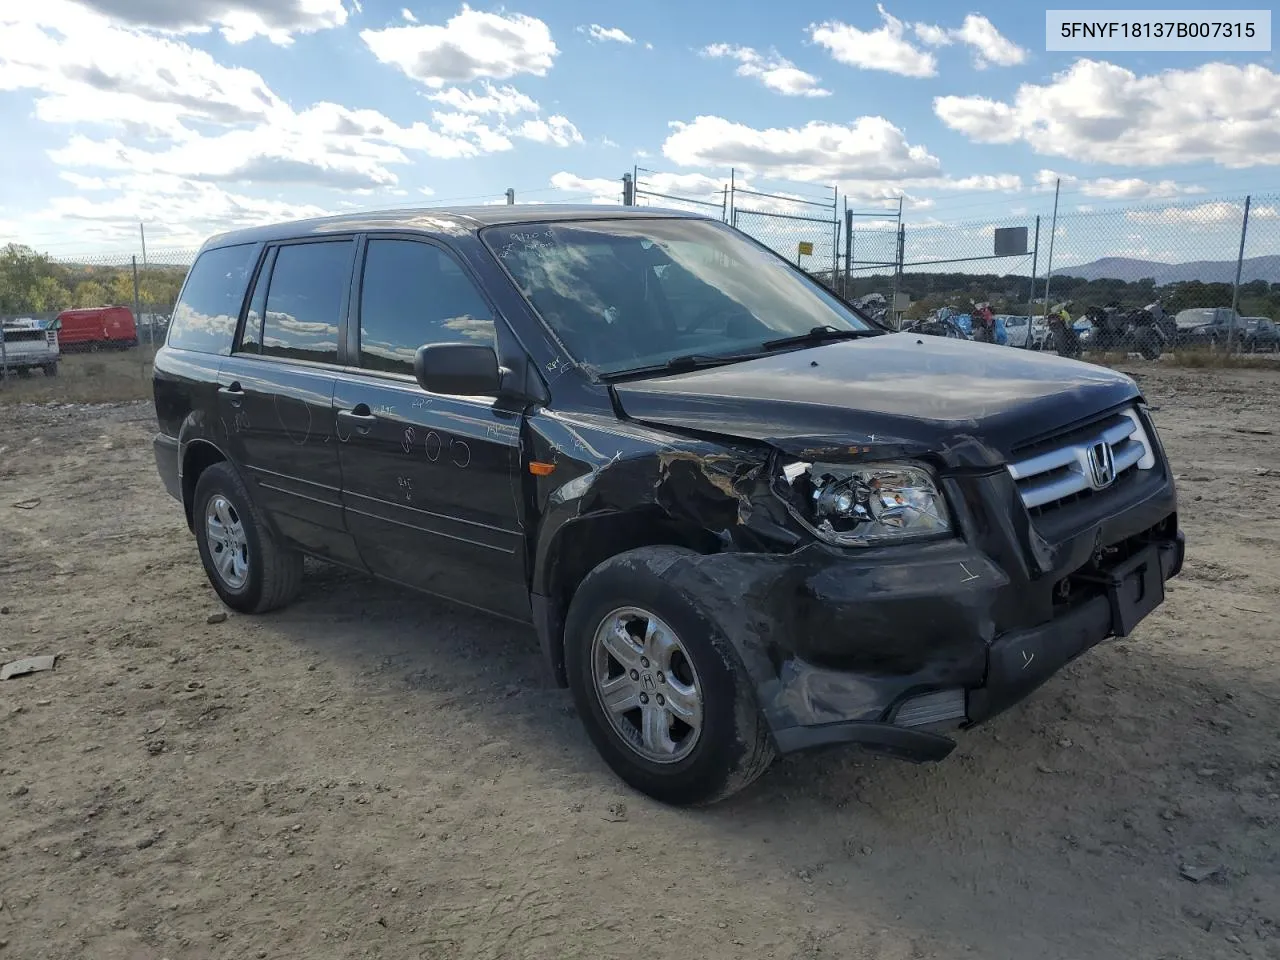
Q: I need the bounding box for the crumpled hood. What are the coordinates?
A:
[612,333,1141,466]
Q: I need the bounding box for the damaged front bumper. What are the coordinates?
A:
[639,467,1185,764]
[770,530,1184,760]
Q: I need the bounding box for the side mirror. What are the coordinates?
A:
[414,342,502,396]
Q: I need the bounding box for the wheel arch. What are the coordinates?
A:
[532,507,722,688]
[179,438,259,534]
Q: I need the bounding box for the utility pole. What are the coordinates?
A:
[505,188,515,204]
[621,173,634,206]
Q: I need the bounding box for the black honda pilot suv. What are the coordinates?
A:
[153,206,1184,805]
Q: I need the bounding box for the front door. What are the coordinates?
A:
[217,237,362,566]
[334,236,528,620]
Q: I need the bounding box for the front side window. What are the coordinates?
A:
[167,243,257,355]
[260,241,352,364]
[358,239,495,377]
[483,218,873,375]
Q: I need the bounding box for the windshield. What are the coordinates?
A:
[483,218,874,375]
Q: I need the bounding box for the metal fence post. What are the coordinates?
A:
[896,217,906,330]
[0,326,7,389]
[1040,179,1061,321]
[843,205,853,295]
[132,256,143,378]
[1227,195,1251,353]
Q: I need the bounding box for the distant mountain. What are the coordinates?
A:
[1058,255,1280,285]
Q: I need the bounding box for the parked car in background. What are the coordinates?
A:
[1000,315,1048,349]
[153,205,1184,805]
[55,306,139,351]
[1173,307,1240,347]
[0,317,59,377]
[1240,317,1280,353]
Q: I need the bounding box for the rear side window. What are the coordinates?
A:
[261,241,352,365]
[167,244,257,355]
[358,239,495,376]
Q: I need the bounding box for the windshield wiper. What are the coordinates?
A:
[600,351,762,382]
[760,325,879,352]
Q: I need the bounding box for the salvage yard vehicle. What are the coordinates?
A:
[1000,314,1047,350]
[1,318,60,377]
[152,206,1185,805]
[55,305,138,352]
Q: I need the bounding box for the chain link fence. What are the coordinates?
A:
[841,194,1280,359]
[1,245,196,394]
[3,191,1279,394]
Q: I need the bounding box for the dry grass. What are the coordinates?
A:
[0,345,156,405]
[1088,346,1280,370]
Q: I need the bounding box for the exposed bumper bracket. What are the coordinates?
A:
[771,721,956,763]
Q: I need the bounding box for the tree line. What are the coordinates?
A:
[0,243,188,317]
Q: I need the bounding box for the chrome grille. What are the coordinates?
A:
[1007,407,1155,513]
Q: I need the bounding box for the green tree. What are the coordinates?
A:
[72,279,109,307]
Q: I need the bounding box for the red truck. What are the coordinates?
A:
[54,306,138,351]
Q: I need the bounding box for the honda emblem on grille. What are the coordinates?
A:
[1087,440,1116,489]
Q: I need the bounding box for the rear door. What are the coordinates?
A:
[217,237,362,566]
[333,235,528,620]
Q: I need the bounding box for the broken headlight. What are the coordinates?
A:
[774,460,952,546]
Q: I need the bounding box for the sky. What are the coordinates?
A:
[0,0,1277,263]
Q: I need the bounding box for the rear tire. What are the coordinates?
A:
[565,546,775,806]
[192,462,303,614]
[42,363,58,377]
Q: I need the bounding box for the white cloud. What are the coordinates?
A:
[1034,169,1206,200]
[1126,200,1278,225]
[41,173,332,245]
[913,14,1026,69]
[0,7,287,136]
[912,22,951,47]
[810,5,936,78]
[67,0,348,45]
[0,4,582,242]
[936,59,1280,168]
[701,44,829,97]
[402,8,416,22]
[426,82,539,115]
[361,4,558,88]
[663,114,940,182]
[515,116,583,147]
[578,24,634,44]
[550,171,623,203]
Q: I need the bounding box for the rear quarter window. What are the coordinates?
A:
[166,243,258,355]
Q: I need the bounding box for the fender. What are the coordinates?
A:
[176,422,277,540]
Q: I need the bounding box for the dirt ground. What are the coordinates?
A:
[2,361,1278,960]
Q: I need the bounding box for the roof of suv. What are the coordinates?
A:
[205,203,708,250]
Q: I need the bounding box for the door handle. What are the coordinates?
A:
[337,405,377,435]
[218,382,244,407]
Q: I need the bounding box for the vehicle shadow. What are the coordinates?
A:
[263,562,1278,960]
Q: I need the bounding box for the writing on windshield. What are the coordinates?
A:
[484,218,871,375]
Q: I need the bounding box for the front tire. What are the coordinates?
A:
[564,547,775,806]
[193,462,303,614]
